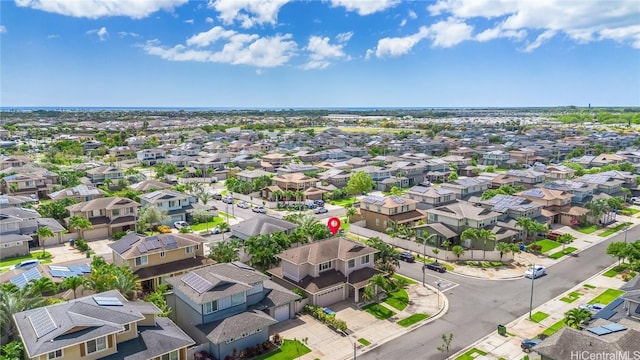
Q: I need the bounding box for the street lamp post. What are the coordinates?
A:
[624,213,630,243]
[341,331,356,360]
[435,281,441,308]
[529,263,535,320]
[422,237,427,287]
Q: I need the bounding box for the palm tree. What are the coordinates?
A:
[345,207,357,224]
[451,245,465,260]
[564,308,592,329]
[68,215,93,240]
[515,217,534,243]
[361,284,377,303]
[197,191,212,205]
[284,190,294,205]
[26,277,57,297]
[272,189,284,204]
[59,276,85,299]
[209,240,241,263]
[385,220,402,246]
[416,232,438,263]
[113,269,141,300]
[0,286,46,341]
[35,226,54,256]
[366,237,400,273]
[495,242,512,261]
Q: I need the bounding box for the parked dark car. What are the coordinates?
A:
[399,252,415,263]
[424,262,446,273]
[314,199,325,207]
[212,193,222,200]
[521,338,542,353]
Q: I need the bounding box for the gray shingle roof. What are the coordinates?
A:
[197,311,277,344]
[230,216,297,238]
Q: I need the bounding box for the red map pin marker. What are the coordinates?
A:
[327,217,341,235]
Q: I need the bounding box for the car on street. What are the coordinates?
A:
[252,206,267,214]
[314,207,328,214]
[314,199,325,207]
[521,338,542,353]
[423,262,446,273]
[212,193,223,200]
[631,196,640,205]
[579,303,606,312]
[399,252,415,263]
[222,196,234,204]
[237,201,249,209]
[210,226,230,234]
[10,259,40,270]
[174,221,190,230]
[524,265,546,279]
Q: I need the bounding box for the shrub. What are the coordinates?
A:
[157,225,172,234]
[75,238,90,252]
[113,231,127,240]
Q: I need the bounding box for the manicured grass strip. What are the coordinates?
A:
[358,338,371,346]
[603,269,618,277]
[254,339,311,360]
[459,261,504,268]
[0,252,53,269]
[603,264,630,277]
[397,313,429,327]
[455,348,488,360]
[560,292,583,303]
[328,197,355,208]
[384,289,409,311]
[416,256,455,271]
[576,224,599,234]
[541,319,565,337]
[549,247,578,259]
[529,311,549,323]
[589,289,625,305]
[363,303,396,320]
[599,222,632,237]
[619,207,640,216]
[533,239,562,253]
[392,273,418,285]
[190,217,225,231]
[584,284,596,289]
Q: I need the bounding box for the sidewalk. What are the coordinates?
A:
[451,265,627,360]
[269,282,448,360]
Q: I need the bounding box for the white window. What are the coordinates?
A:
[160,251,166,258]
[86,336,107,354]
[185,246,194,254]
[161,350,179,360]
[348,259,355,268]
[375,218,380,226]
[319,261,332,272]
[135,256,148,266]
[361,255,370,264]
[231,292,244,306]
[204,300,218,314]
[48,349,63,359]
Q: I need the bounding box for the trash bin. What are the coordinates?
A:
[497,324,506,336]
[519,244,526,251]
[69,239,75,247]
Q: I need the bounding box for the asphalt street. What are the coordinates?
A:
[359,226,636,360]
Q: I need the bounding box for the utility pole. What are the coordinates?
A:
[529,263,535,320]
[422,237,427,287]
[624,213,630,243]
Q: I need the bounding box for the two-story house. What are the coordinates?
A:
[503,169,546,188]
[166,263,300,360]
[110,232,213,292]
[318,169,352,188]
[424,200,500,234]
[404,186,456,209]
[543,165,576,181]
[139,190,198,225]
[271,172,318,191]
[515,188,575,224]
[66,197,140,240]
[270,237,380,306]
[468,194,546,225]
[1,168,59,199]
[0,207,66,255]
[49,184,106,202]
[440,177,492,200]
[539,180,596,205]
[482,150,510,166]
[0,194,35,208]
[358,195,426,232]
[136,148,166,166]
[235,169,272,183]
[14,290,194,360]
[109,146,135,160]
[0,155,32,170]
[86,166,124,185]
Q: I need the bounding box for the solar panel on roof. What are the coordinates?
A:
[93,296,123,306]
[181,271,212,294]
[137,243,148,253]
[10,268,42,288]
[390,195,405,204]
[29,308,57,338]
[587,326,612,336]
[602,323,627,333]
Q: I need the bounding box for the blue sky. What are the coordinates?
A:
[1,0,639,108]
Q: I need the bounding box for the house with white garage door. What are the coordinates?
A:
[269,237,381,307]
[66,197,140,240]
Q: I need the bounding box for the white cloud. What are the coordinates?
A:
[142,28,297,68]
[302,35,349,70]
[330,0,400,15]
[87,27,109,41]
[47,34,59,39]
[336,31,353,43]
[400,19,406,27]
[205,17,214,23]
[207,0,290,28]
[369,26,429,58]
[184,19,194,24]
[15,0,187,19]
[408,10,417,19]
[0,25,6,34]
[118,31,140,38]
[428,18,473,48]
[427,0,640,50]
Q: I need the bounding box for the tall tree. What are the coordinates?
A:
[68,215,93,239]
[209,240,241,263]
[59,276,85,299]
[35,226,54,256]
[346,171,375,198]
[451,245,465,260]
[138,205,170,231]
[557,233,576,251]
[564,308,591,329]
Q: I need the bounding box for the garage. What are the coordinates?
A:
[81,227,109,241]
[315,286,344,307]
[273,304,290,322]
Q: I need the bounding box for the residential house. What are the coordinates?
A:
[358,195,426,232]
[515,188,575,224]
[0,207,66,251]
[440,177,492,200]
[86,166,124,185]
[468,194,546,225]
[49,184,106,202]
[318,169,351,188]
[0,194,36,208]
[128,178,172,192]
[404,186,456,209]
[482,150,510,166]
[503,169,546,188]
[0,155,32,170]
[424,200,500,234]
[66,197,140,240]
[387,161,427,186]
[235,169,272,183]
[166,263,300,360]
[136,148,166,166]
[230,216,297,241]
[539,180,596,205]
[271,173,318,191]
[171,143,201,156]
[110,232,213,292]
[261,153,292,168]
[162,155,197,168]
[543,165,576,180]
[270,237,380,306]
[190,154,231,172]
[139,190,198,225]
[14,290,194,360]
[81,139,104,153]
[507,150,538,165]
[352,165,391,186]
[378,176,410,191]
[276,163,319,175]
[578,173,626,197]
[109,146,135,160]
[1,168,58,199]
[449,147,475,158]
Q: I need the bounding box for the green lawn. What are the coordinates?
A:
[363,303,396,320]
[603,264,629,277]
[397,313,429,327]
[584,284,596,289]
[456,348,488,360]
[599,222,632,237]
[549,247,578,259]
[533,239,562,253]
[560,291,583,303]
[541,319,566,337]
[384,289,409,311]
[619,207,640,216]
[218,211,236,219]
[328,197,356,208]
[358,338,371,346]
[190,217,225,231]
[0,252,53,269]
[575,224,600,234]
[392,274,418,285]
[530,311,549,323]
[589,289,625,305]
[253,340,311,360]
[416,256,455,271]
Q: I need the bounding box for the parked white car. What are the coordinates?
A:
[524,265,546,279]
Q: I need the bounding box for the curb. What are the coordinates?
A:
[446,269,524,281]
